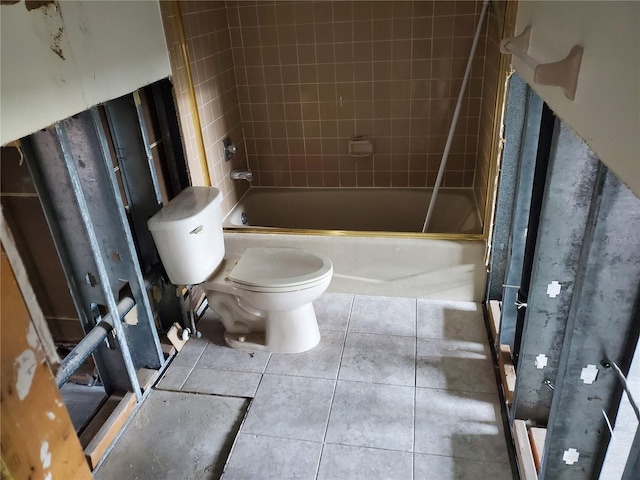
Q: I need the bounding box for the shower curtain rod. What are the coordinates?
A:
[422,0,490,233]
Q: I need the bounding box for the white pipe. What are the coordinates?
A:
[422,0,490,233]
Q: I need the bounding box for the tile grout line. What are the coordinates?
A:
[413,297,418,480]
[314,294,355,480]
[316,439,415,455]
[245,349,272,399]
[178,341,210,391]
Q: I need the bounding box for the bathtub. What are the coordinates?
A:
[222,187,487,302]
[223,187,482,234]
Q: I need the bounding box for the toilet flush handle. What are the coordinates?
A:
[190,225,204,234]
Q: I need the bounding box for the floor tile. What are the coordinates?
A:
[414,387,509,463]
[170,338,208,367]
[101,296,512,480]
[417,299,487,342]
[318,443,413,480]
[95,390,248,480]
[197,337,271,373]
[156,365,192,391]
[182,367,262,397]
[314,293,354,331]
[414,453,512,480]
[349,295,416,336]
[241,374,335,442]
[339,332,416,386]
[325,380,414,451]
[416,338,496,393]
[266,330,346,379]
[223,434,322,480]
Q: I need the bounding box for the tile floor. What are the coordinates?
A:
[154,293,513,480]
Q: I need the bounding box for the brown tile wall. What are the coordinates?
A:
[228,0,488,188]
[474,0,511,223]
[160,1,249,216]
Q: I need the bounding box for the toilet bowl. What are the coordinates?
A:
[147,187,332,353]
[204,247,332,352]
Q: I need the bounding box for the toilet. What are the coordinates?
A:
[147,186,332,353]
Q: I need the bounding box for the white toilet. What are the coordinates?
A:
[147,186,332,353]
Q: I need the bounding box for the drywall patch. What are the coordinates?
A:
[14,349,37,400]
[40,441,52,469]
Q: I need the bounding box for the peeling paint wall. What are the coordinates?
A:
[1,248,91,479]
[0,0,171,144]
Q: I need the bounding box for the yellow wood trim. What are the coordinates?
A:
[529,427,547,473]
[513,419,539,480]
[1,249,91,479]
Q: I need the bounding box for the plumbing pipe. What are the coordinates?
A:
[55,264,164,388]
[55,320,115,389]
[172,0,211,187]
[422,0,490,233]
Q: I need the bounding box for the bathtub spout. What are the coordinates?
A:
[230,169,253,182]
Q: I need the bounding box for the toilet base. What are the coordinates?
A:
[224,331,267,351]
[223,303,321,353]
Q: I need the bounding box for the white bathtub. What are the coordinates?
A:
[223,187,482,234]
[222,187,487,302]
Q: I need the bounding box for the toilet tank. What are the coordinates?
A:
[147,187,225,285]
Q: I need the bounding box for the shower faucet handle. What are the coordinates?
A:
[223,137,237,161]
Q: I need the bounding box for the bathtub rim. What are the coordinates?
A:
[223,226,486,241]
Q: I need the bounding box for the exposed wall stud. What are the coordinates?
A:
[18,93,184,396]
[492,75,544,349]
[511,121,601,424]
[538,166,640,479]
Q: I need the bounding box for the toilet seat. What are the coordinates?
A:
[228,247,333,293]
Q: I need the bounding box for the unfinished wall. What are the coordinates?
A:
[0,0,171,145]
[0,147,83,343]
[160,1,249,216]
[228,0,487,188]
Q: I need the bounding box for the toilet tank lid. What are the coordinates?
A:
[148,187,222,231]
[229,247,333,288]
